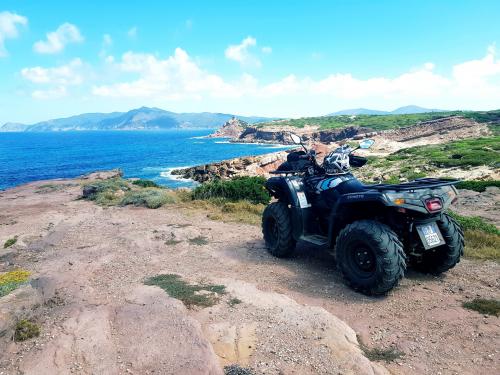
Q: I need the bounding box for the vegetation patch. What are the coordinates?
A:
[256,112,458,131]
[388,137,500,168]
[455,180,500,192]
[121,188,177,209]
[447,212,500,261]
[448,212,499,236]
[188,235,209,246]
[132,179,161,188]
[192,176,270,205]
[463,298,500,317]
[224,364,256,375]
[3,236,17,248]
[14,319,40,341]
[462,230,500,261]
[358,336,404,362]
[0,269,31,297]
[82,177,176,209]
[228,297,242,307]
[165,238,182,246]
[182,198,265,226]
[144,274,225,308]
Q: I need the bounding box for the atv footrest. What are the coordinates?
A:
[300,234,328,246]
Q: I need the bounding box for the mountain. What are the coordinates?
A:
[329,105,446,116]
[0,107,274,132]
[329,108,389,116]
[390,105,445,114]
[0,122,29,132]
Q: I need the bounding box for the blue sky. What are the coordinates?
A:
[1,0,500,123]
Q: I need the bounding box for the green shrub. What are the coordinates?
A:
[132,179,161,188]
[448,211,500,236]
[192,176,270,205]
[121,188,176,209]
[3,236,17,248]
[456,180,500,192]
[14,319,40,341]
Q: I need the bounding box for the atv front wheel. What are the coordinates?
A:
[413,214,464,275]
[262,202,296,257]
[335,220,406,295]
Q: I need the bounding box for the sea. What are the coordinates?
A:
[0,130,291,191]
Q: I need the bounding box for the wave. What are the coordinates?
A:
[160,167,198,184]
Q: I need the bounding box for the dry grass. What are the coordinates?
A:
[463,230,500,261]
[179,198,264,226]
[357,335,404,362]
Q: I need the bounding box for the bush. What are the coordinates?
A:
[448,211,500,236]
[456,180,500,192]
[192,176,270,205]
[132,179,161,188]
[121,188,176,209]
[3,236,17,248]
[14,319,40,341]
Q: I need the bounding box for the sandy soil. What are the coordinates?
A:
[0,178,499,375]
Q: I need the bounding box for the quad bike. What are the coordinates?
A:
[262,133,464,295]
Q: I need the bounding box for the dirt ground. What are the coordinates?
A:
[0,178,499,375]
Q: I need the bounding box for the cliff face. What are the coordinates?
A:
[235,126,375,144]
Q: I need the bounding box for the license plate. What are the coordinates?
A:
[416,222,445,249]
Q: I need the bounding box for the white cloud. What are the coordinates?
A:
[0,11,27,56]
[225,36,261,67]
[128,26,137,39]
[261,46,272,54]
[90,45,500,112]
[33,23,83,54]
[93,48,239,98]
[22,58,84,85]
[17,44,500,112]
[21,59,85,99]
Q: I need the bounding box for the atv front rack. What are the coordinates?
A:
[367,178,460,191]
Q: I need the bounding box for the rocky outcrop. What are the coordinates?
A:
[208,117,248,138]
[171,144,331,183]
[171,152,289,183]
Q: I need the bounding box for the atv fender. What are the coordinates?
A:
[265,176,312,241]
[327,191,390,248]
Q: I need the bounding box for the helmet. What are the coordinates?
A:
[323,145,351,174]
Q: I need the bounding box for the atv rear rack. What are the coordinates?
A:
[367,178,460,191]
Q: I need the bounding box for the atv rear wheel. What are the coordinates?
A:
[335,220,406,295]
[262,202,296,258]
[413,213,464,275]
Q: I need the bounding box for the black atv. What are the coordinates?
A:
[262,133,464,295]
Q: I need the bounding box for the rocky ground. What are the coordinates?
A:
[0,174,499,375]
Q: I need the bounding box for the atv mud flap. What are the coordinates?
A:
[415,221,445,250]
[284,178,314,241]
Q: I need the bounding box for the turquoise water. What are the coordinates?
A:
[0,130,290,190]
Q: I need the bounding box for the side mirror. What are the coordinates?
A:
[289,133,302,145]
[359,139,375,149]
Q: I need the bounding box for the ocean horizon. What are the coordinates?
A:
[0,130,291,190]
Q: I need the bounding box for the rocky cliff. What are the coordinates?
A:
[207,117,248,138]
